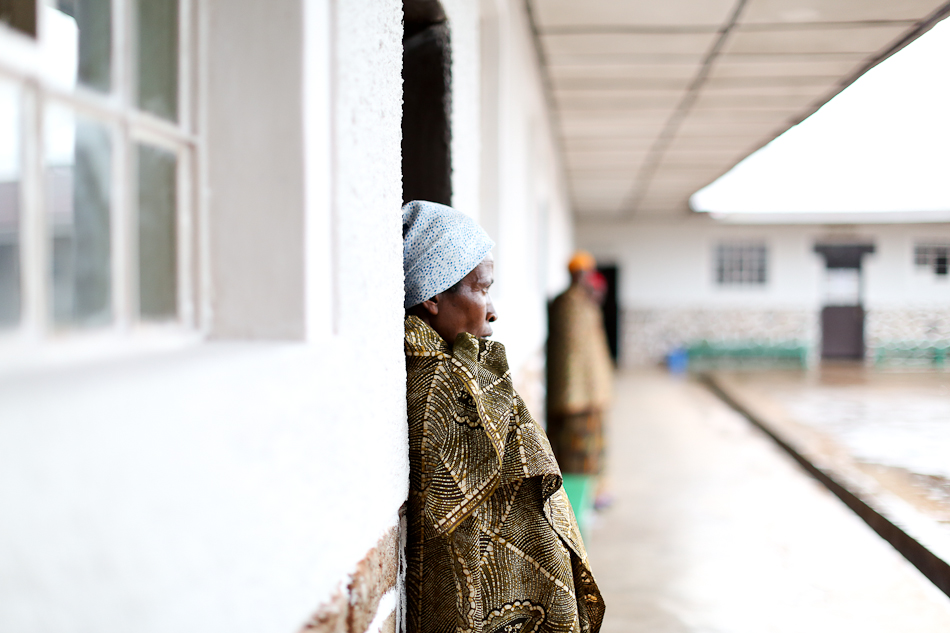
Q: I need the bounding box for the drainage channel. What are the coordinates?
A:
[702,374,950,600]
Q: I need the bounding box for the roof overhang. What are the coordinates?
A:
[527,0,950,222]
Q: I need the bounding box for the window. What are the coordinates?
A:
[715,241,767,286]
[914,242,949,277]
[0,0,193,336]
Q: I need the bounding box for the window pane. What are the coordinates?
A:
[0,82,21,328]
[137,143,177,320]
[47,0,111,92]
[46,106,113,328]
[716,242,767,286]
[136,0,178,121]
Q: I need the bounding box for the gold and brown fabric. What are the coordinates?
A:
[546,284,613,475]
[405,316,604,633]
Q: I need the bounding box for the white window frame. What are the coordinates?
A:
[0,0,199,349]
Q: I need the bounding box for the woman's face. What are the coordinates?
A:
[426,255,498,343]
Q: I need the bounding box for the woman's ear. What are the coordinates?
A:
[421,295,440,316]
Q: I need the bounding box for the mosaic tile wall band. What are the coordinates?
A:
[620,308,950,367]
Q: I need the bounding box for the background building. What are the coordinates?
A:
[581,216,950,366]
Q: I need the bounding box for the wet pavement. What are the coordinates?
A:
[585,369,950,632]
[714,366,950,525]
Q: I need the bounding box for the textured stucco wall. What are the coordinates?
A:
[0,0,408,631]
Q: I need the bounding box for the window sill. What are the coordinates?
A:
[0,325,205,380]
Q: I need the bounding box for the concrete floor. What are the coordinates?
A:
[585,370,950,633]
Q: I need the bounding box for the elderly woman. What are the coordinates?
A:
[402,201,604,633]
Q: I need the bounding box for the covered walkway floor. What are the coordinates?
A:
[585,370,950,632]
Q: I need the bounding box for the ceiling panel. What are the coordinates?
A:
[552,75,692,91]
[703,75,841,91]
[740,0,947,24]
[532,0,736,28]
[571,182,637,200]
[723,25,908,55]
[542,33,717,57]
[708,57,863,78]
[549,63,702,82]
[562,139,659,154]
[554,90,685,110]
[658,149,753,169]
[679,108,802,122]
[565,151,650,168]
[574,204,627,218]
[691,90,826,111]
[559,114,671,138]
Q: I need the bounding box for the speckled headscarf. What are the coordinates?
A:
[402,200,495,309]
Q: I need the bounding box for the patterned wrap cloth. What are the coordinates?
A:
[546,283,614,475]
[405,316,604,633]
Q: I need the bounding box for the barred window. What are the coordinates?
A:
[914,242,949,276]
[716,242,767,286]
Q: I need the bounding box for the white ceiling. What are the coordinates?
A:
[528,0,950,219]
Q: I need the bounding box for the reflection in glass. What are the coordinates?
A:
[47,0,111,92]
[136,0,178,121]
[46,106,112,328]
[0,83,21,328]
[137,143,177,320]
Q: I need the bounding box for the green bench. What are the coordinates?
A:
[873,341,949,367]
[684,340,809,370]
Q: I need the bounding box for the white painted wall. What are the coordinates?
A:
[0,0,580,630]
[0,1,407,631]
[579,218,950,311]
[863,225,950,309]
[580,217,950,365]
[476,0,574,406]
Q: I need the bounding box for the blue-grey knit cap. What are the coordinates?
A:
[402,200,495,309]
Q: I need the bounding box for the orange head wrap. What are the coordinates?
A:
[568,250,596,274]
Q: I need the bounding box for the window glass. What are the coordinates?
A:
[46,0,111,92]
[46,105,113,328]
[47,0,112,92]
[716,242,767,286]
[0,82,21,328]
[914,242,950,276]
[136,0,178,121]
[137,143,177,320]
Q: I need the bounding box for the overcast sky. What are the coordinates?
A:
[691,17,950,215]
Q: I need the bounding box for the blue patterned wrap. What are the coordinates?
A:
[402,200,495,309]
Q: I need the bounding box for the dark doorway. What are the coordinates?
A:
[814,243,875,360]
[402,1,451,205]
[597,265,619,362]
[821,306,865,359]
